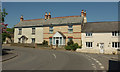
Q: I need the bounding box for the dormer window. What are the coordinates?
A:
[68,25,73,33]
[49,26,53,33]
[86,32,92,36]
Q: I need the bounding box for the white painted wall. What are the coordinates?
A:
[81,32,120,54]
[14,27,43,44]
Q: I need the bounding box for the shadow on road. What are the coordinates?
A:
[108,60,120,72]
[2,48,14,55]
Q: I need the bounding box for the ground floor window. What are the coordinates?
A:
[32,38,35,43]
[68,38,73,41]
[112,42,120,48]
[86,42,92,48]
[49,38,52,45]
[18,38,21,43]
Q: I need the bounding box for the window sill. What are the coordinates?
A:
[85,36,93,38]
[86,47,93,48]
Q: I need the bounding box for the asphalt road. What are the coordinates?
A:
[2,46,118,70]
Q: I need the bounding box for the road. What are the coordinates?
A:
[2,46,118,70]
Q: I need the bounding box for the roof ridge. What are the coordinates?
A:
[23,15,80,21]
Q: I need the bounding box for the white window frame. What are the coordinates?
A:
[49,26,53,33]
[31,38,35,43]
[86,42,93,48]
[112,42,120,49]
[86,32,92,37]
[18,28,22,35]
[32,28,35,35]
[68,25,73,33]
[112,31,120,36]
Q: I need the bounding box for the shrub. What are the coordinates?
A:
[42,40,48,46]
[67,40,74,46]
[65,46,71,50]
[71,43,79,51]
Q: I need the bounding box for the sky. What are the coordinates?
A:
[2,2,118,28]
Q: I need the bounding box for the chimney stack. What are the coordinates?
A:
[45,12,48,19]
[83,10,87,23]
[48,12,51,19]
[20,15,24,21]
[81,10,84,17]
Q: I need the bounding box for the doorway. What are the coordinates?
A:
[99,43,104,53]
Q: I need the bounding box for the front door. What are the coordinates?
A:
[99,43,104,53]
[56,40,59,47]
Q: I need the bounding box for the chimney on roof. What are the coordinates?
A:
[84,10,87,23]
[20,15,24,21]
[45,12,48,19]
[48,12,51,19]
[81,10,84,17]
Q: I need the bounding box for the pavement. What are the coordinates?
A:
[2,46,120,71]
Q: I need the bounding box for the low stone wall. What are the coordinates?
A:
[76,48,118,55]
[10,43,36,48]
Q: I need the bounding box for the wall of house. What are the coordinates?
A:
[14,27,43,44]
[43,24,82,46]
[80,32,119,54]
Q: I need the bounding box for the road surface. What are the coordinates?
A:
[2,46,118,70]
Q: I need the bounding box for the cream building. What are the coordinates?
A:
[14,10,87,45]
[76,22,120,54]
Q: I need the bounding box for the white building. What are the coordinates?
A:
[14,16,43,44]
[77,21,120,54]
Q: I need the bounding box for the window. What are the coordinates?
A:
[18,28,22,35]
[32,28,35,35]
[86,32,92,36]
[18,38,21,43]
[86,42,92,48]
[32,38,35,43]
[68,25,73,33]
[68,38,73,41]
[112,31,120,36]
[112,42,120,48]
[49,26,53,33]
[49,38,52,45]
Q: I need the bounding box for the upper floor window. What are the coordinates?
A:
[32,28,35,35]
[68,25,73,33]
[18,28,22,35]
[49,26,53,33]
[112,31,120,36]
[86,42,92,48]
[86,32,92,36]
[112,42,120,48]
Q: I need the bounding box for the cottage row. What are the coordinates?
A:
[14,10,120,54]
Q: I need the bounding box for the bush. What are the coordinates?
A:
[67,40,74,46]
[65,42,81,51]
[65,46,71,50]
[42,40,48,46]
[70,43,79,51]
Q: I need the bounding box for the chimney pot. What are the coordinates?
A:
[45,12,48,19]
[48,12,51,19]
[20,15,24,21]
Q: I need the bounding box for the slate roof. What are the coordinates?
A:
[82,21,120,33]
[57,31,66,38]
[15,16,83,27]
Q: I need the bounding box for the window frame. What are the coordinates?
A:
[31,38,35,43]
[68,25,73,33]
[86,32,92,37]
[86,42,93,48]
[32,27,35,35]
[49,26,53,33]
[18,28,22,35]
